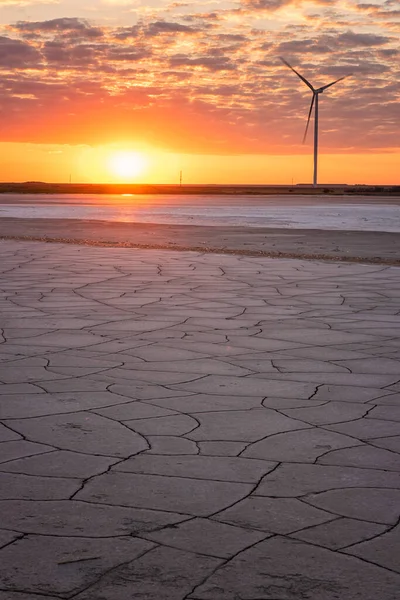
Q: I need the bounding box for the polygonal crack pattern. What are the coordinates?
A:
[0,240,399,599]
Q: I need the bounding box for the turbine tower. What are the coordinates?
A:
[280,58,351,187]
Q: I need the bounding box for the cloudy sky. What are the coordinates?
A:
[0,0,399,183]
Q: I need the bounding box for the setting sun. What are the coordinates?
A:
[108,151,147,181]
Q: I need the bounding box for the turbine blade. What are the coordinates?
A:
[319,74,352,92]
[279,57,315,91]
[303,94,315,144]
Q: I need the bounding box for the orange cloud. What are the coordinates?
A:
[0,13,398,154]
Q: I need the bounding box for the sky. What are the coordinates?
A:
[0,0,399,184]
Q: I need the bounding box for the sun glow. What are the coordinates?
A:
[108,151,147,181]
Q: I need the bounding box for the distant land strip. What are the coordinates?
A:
[1,182,400,196]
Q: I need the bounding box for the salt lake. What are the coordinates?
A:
[0,193,399,233]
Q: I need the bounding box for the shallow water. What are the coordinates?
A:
[0,193,399,233]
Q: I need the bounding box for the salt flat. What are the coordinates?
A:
[1,192,400,231]
[0,240,399,599]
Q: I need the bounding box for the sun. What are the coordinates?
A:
[108,151,147,181]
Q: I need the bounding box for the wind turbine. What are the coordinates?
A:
[280,57,351,187]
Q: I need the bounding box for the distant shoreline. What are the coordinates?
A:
[1,182,399,196]
[1,217,399,265]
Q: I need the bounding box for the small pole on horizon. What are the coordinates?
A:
[179,170,182,187]
[69,173,72,184]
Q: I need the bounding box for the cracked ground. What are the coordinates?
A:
[0,239,399,599]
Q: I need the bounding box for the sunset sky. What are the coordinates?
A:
[1,0,399,184]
